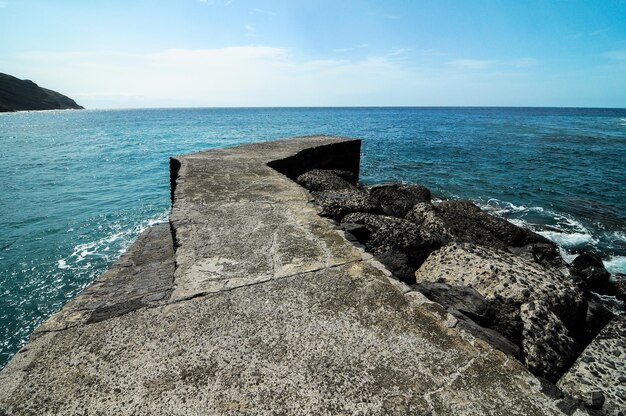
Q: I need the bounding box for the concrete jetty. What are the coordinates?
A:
[0,137,573,415]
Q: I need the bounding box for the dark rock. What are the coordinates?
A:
[369,183,431,217]
[404,202,453,245]
[413,282,495,327]
[342,212,442,270]
[434,200,552,249]
[570,252,611,291]
[405,200,557,271]
[342,213,424,253]
[327,169,357,184]
[341,222,369,242]
[508,243,567,271]
[375,251,416,283]
[447,308,521,359]
[0,72,83,112]
[297,169,355,192]
[590,391,605,409]
[615,274,626,304]
[537,377,564,400]
[583,301,615,344]
[311,189,379,220]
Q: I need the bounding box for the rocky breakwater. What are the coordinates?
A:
[2,137,584,415]
[298,168,625,415]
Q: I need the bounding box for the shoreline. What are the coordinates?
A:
[3,136,612,414]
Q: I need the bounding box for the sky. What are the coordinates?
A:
[1,0,625,108]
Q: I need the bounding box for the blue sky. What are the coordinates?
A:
[1,0,625,108]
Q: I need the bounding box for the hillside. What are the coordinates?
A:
[0,72,83,112]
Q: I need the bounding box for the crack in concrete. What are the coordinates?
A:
[169,258,362,304]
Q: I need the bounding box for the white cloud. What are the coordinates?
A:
[6,46,424,107]
[509,58,539,67]
[448,58,538,69]
[448,59,494,69]
[604,49,626,61]
[4,47,584,108]
[244,24,256,37]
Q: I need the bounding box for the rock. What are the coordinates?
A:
[342,212,444,275]
[342,213,425,253]
[434,200,552,249]
[413,282,495,327]
[374,251,416,283]
[447,308,522,359]
[558,316,626,416]
[405,200,559,272]
[311,189,379,220]
[404,202,453,244]
[0,72,83,112]
[508,243,567,271]
[297,169,356,192]
[615,274,626,304]
[369,183,431,217]
[569,252,611,292]
[582,301,615,345]
[327,169,357,184]
[520,302,578,382]
[415,243,587,380]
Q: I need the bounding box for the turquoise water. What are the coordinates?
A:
[1,107,625,367]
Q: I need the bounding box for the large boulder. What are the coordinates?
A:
[508,243,568,271]
[369,183,431,217]
[569,252,611,292]
[434,200,552,248]
[405,200,561,270]
[341,213,441,283]
[404,202,453,245]
[520,302,578,382]
[297,169,355,192]
[310,189,379,220]
[414,243,587,380]
[557,316,625,415]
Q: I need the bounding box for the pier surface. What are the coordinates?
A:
[0,137,568,415]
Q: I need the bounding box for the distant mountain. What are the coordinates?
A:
[0,73,84,112]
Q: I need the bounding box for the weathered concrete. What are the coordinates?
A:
[0,136,579,415]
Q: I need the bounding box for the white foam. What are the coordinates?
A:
[538,230,598,247]
[56,209,170,271]
[604,256,626,274]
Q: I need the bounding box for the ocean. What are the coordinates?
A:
[1,107,625,368]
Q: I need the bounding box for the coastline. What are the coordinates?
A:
[3,136,613,414]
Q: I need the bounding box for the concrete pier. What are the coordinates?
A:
[0,137,570,415]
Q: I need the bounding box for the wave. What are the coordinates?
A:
[56,209,170,272]
[604,256,626,275]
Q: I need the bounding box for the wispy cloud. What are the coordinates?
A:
[509,58,539,67]
[244,24,256,37]
[390,48,410,56]
[567,29,605,40]
[449,57,538,69]
[449,59,495,69]
[252,7,276,16]
[385,14,400,19]
[603,49,626,61]
[332,44,368,53]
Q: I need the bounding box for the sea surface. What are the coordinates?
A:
[1,107,625,368]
